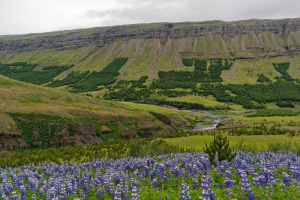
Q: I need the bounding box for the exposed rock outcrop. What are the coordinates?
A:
[60,123,101,146]
[1,18,300,54]
[0,123,100,150]
[101,125,113,134]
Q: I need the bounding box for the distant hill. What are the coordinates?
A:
[0,18,300,109]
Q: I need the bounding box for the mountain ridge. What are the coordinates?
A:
[0,18,299,110]
[1,18,300,53]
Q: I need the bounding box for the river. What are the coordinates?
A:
[183,110,243,131]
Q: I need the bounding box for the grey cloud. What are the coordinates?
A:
[86,0,300,25]
[1,0,300,35]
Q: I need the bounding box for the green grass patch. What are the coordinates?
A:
[9,112,67,144]
[163,134,300,152]
[209,111,237,115]
[233,115,300,123]
[122,102,178,113]
[202,121,213,125]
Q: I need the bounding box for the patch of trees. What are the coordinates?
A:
[104,88,152,101]
[199,80,300,109]
[257,74,271,83]
[150,79,197,89]
[103,59,298,110]
[113,76,148,89]
[194,59,207,71]
[147,100,213,110]
[154,59,233,86]
[182,58,193,66]
[207,59,232,80]
[156,90,192,97]
[0,62,73,85]
[70,58,128,93]
[228,125,296,136]
[47,71,90,87]
[276,101,295,108]
[199,83,266,109]
[155,70,209,84]
[104,87,229,110]
[246,109,300,117]
[273,62,293,81]
[227,81,300,103]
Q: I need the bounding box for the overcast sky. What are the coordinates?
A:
[0,0,299,36]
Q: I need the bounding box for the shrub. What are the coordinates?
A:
[203,133,236,166]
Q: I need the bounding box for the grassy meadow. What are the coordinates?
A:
[121,101,180,113]
[163,133,300,152]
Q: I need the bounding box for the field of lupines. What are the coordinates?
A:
[0,151,299,200]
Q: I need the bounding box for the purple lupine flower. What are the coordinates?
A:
[151,179,158,188]
[96,187,104,197]
[11,192,19,200]
[171,166,180,178]
[225,170,232,178]
[282,172,291,187]
[200,175,210,200]
[224,178,235,188]
[131,186,139,200]
[31,194,36,200]
[240,170,256,200]
[192,178,199,189]
[181,183,191,200]
[214,152,219,167]
[20,185,26,200]
[252,175,259,187]
[2,194,9,200]
[208,188,216,200]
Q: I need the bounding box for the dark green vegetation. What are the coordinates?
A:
[273,62,293,81]
[0,139,191,167]
[0,58,299,110]
[8,112,135,145]
[228,125,297,137]
[104,60,300,109]
[47,71,90,87]
[182,58,193,66]
[204,134,236,166]
[156,59,232,84]
[246,109,300,117]
[0,58,128,93]
[257,74,271,83]
[10,112,65,145]
[0,62,72,84]
[104,59,236,109]
[69,58,128,93]
[161,125,299,139]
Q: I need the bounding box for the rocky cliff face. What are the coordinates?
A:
[0,123,101,150]
[1,18,300,83]
[1,18,300,53]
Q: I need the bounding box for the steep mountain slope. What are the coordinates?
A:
[0,75,199,150]
[0,18,300,109]
[1,18,300,80]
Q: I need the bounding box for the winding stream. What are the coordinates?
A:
[192,116,226,131]
[184,110,242,131]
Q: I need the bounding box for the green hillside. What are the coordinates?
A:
[0,75,200,150]
[0,19,300,109]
